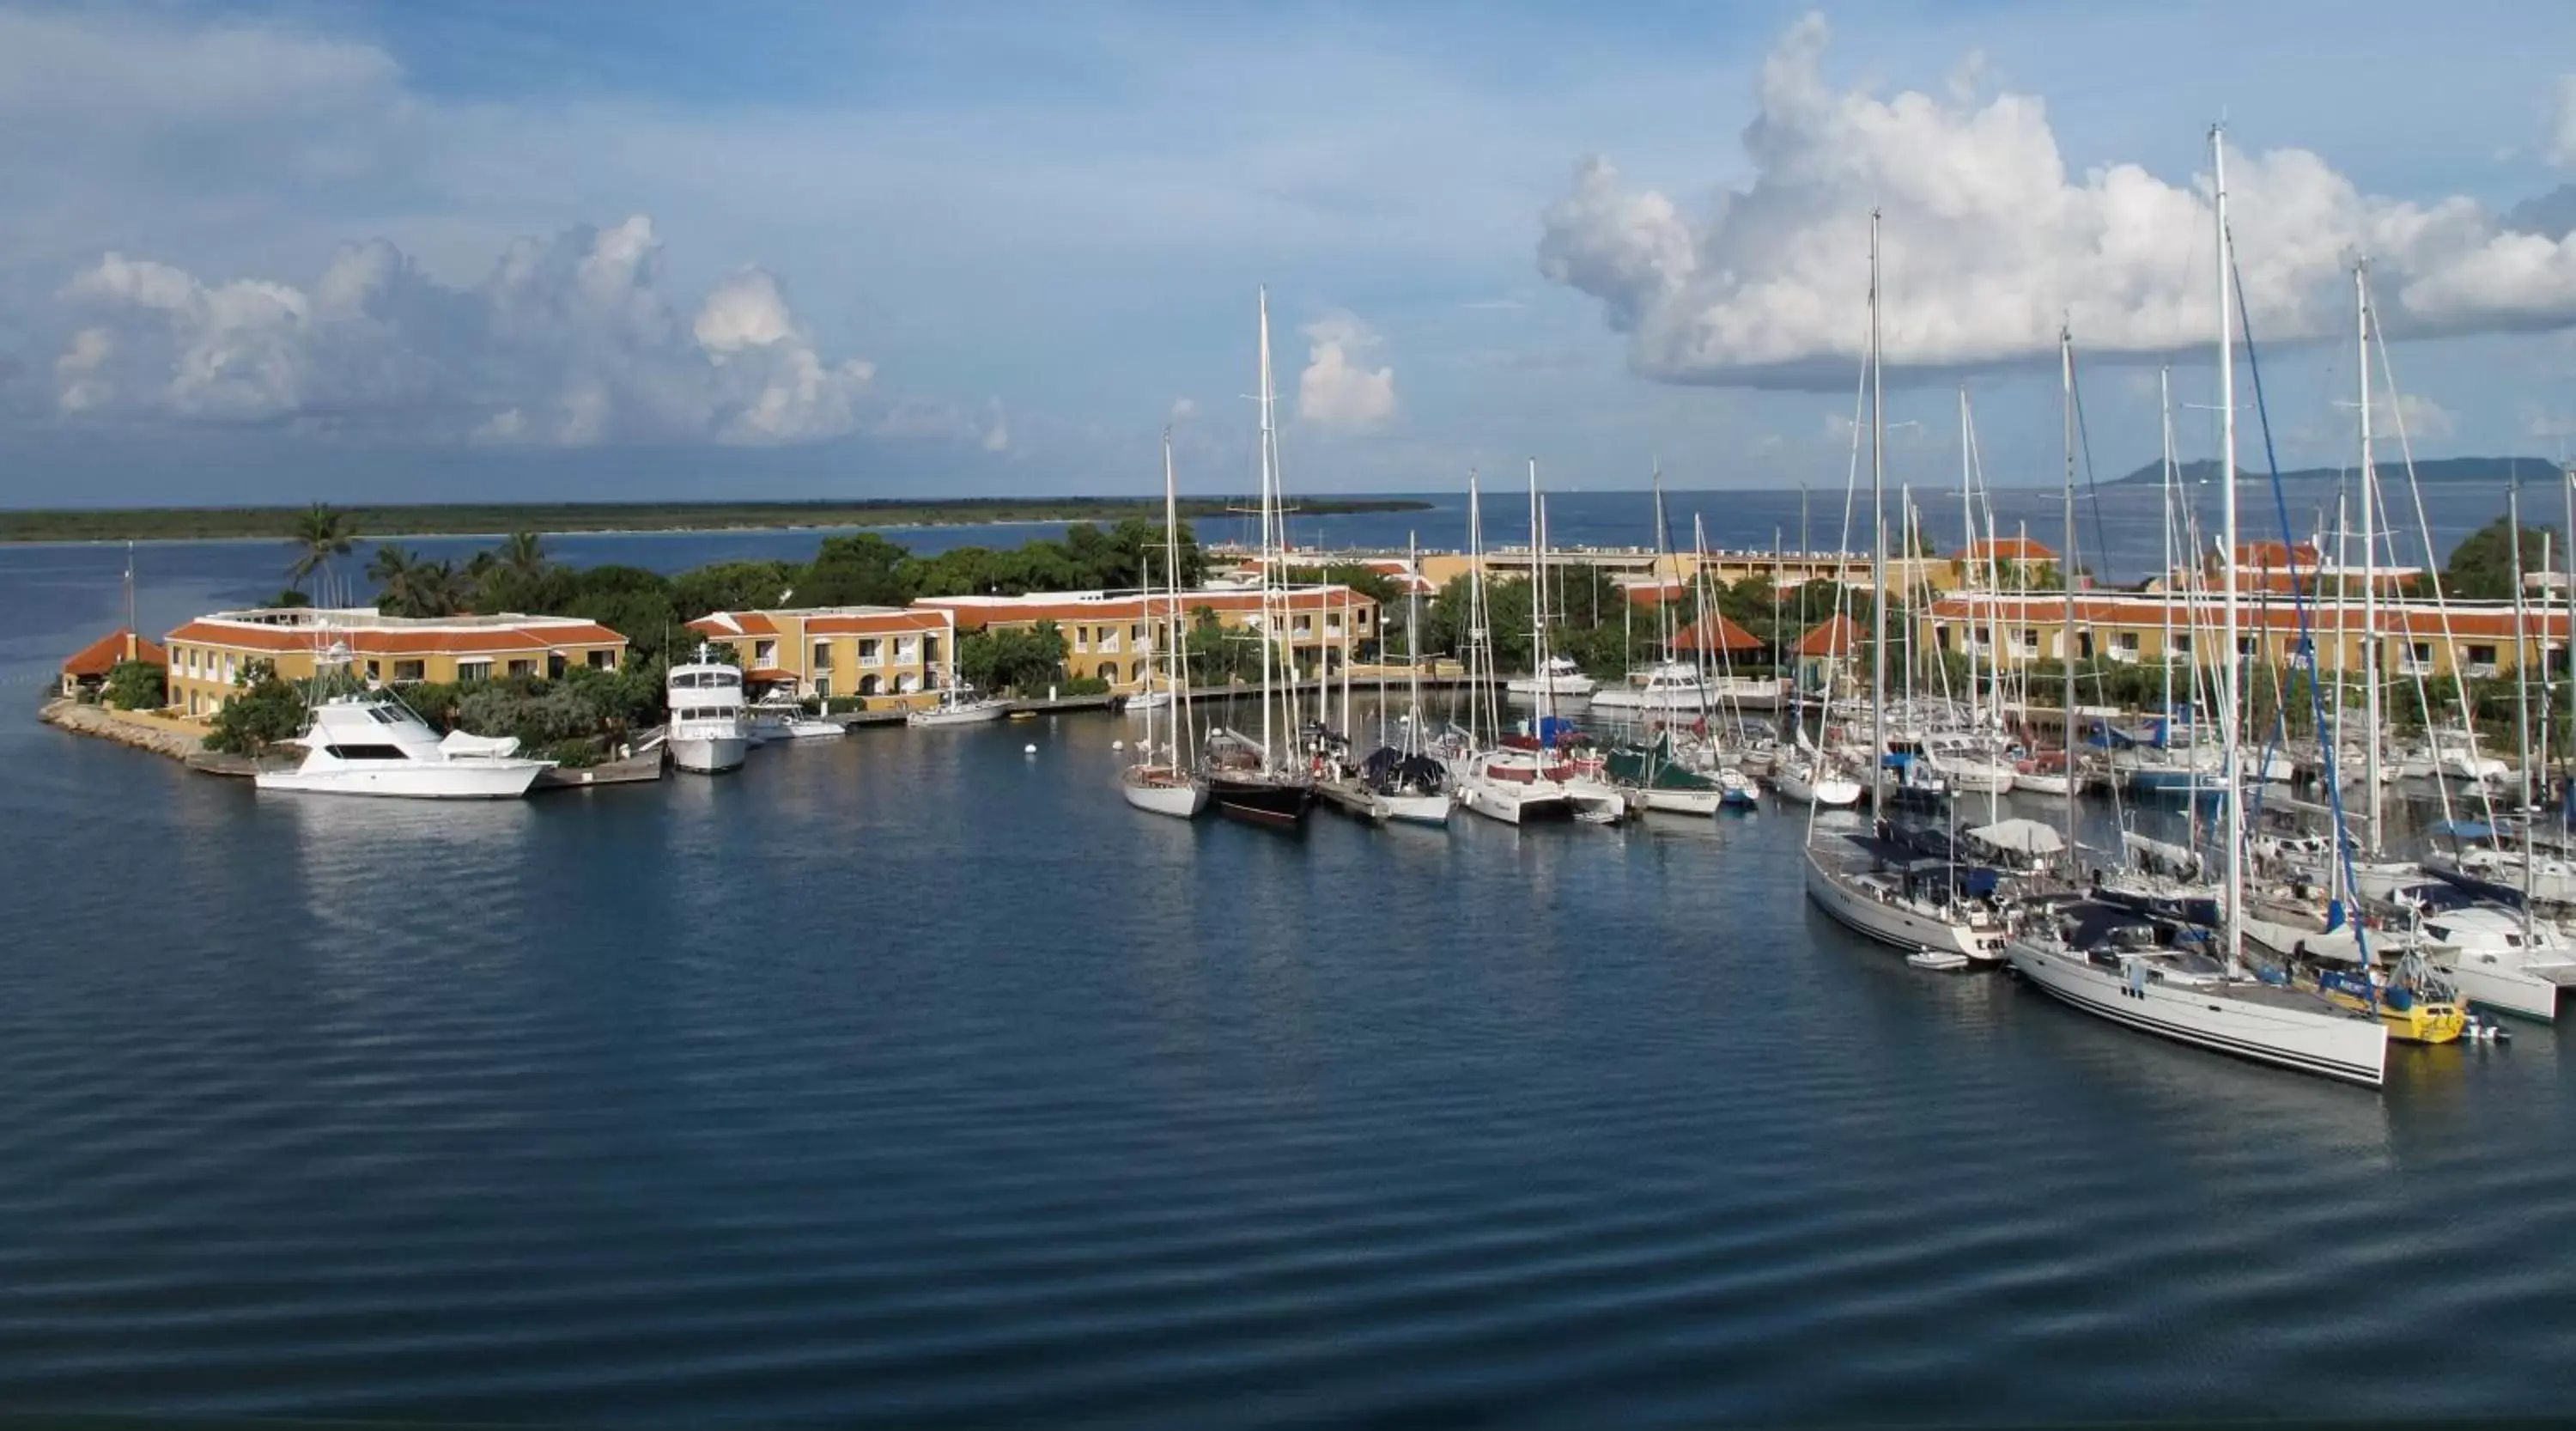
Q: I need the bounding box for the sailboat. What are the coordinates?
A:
[1198,288,1315,826]
[1353,533,1456,825]
[1457,462,1623,825]
[2003,130,2389,1087]
[1122,429,1210,819]
[1801,212,2010,964]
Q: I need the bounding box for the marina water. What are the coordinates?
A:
[6,502,2576,1426]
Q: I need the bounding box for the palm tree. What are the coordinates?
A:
[368,544,422,616]
[286,502,357,597]
[496,531,548,582]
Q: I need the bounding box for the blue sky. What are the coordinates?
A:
[5,1,2576,504]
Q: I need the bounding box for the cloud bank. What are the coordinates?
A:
[1540,14,2576,388]
[53,216,875,447]
[1297,313,1397,432]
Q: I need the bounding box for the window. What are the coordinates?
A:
[548,653,567,679]
[860,674,883,696]
[896,636,919,664]
[814,675,832,698]
[1935,626,1953,651]
[508,659,537,678]
[860,638,883,666]
[222,655,236,684]
[923,635,941,667]
[2017,629,2039,654]
[2077,633,2094,660]
[1098,661,1119,682]
[459,660,492,682]
[2171,631,2192,654]
[2466,643,2499,671]
[1075,626,1091,653]
[812,641,834,670]
[754,639,777,667]
[588,649,615,670]
[2115,632,2140,651]
[1130,623,1145,645]
[2237,636,2258,656]
[322,743,410,761]
[393,659,426,682]
[1295,615,1313,634]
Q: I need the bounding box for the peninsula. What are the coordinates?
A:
[0,496,1435,545]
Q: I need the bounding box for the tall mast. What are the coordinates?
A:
[1528,458,1550,728]
[2512,484,2536,943]
[1652,463,1674,666]
[123,540,137,661]
[2160,368,2177,726]
[2564,464,2575,822]
[2214,125,2245,977]
[1467,469,1491,745]
[1256,285,1279,767]
[2059,325,2081,846]
[1959,388,1978,728]
[1406,532,1424,749]
[2356,262,2383,852]
[1868,210,1889,807]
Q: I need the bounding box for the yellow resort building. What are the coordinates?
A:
[1918,591,2570,680]
[913,585,1378,695]
[161,607,630,719]
[685,606,957,705]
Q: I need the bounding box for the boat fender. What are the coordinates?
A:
[1024,744,1037,756]
[1111,740,1126,752]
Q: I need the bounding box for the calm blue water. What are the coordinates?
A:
[6,514,2576,1427]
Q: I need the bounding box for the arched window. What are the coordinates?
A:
[1132,661,1146,683]
[1097,661,1118,682]
[858,674,883,696]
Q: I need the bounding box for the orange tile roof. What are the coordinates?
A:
[920,586,1371,630]
[167,618,626,656]
[1924,594,2570,641]
[1674,613,1764,652]
[1797,614,1861,656]
[60,628,167,676]
[687,611,781,636]
[802,610,951,636]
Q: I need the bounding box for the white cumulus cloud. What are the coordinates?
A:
[1297,312,1396,432]
[53,216,876,446]
[1540,13,2576,388]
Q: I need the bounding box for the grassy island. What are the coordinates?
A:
[0,496,1432,545]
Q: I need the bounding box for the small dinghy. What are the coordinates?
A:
[1907,949,1972,972]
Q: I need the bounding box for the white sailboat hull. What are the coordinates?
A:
[2436,957,2562,1021]
[1460,779,1570,825]
[1801,850,2001,960]
[2014,771,2072,795]
[670,734,748,774]
[1120,770,1209,819]
[2005,939,2388,1087]
[1631,786,1724,817]
[1377,791,1455,825]
[908,700,1011,728]
[1504,674,1597,697]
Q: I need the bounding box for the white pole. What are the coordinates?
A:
[2357,262,2383,853]
[1868,209,1889,808]
[2215,125,2245,977]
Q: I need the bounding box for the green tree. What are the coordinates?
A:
[671,560,801,621]
[101,659,167,710]
[1183,609,1256,686]
[562,565,682,663]
[2442,515,2557,600]
[958,621,1069,695]
[202,660,307,754]
[270,588,313,609]
[369,545,469,618]
[804,532,916,606]
[285,503,356,592]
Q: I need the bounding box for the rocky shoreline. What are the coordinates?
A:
[38,697,210,762]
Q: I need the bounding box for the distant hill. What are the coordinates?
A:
[2110,455,2565,486]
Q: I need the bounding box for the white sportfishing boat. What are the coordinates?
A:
[749,692,844,742]
[1506,655,1596,700]
[2003,131,2390,1087]
[1121,430,1211,819]
[257,691,551,799]
[1920,730,2016,795]
[667,647,750,773]
[1587,660,1713,716]
[908,680,1011,728]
